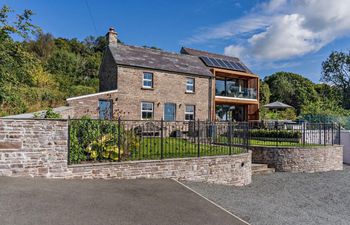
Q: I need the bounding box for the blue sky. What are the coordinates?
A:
[2,0,350,82]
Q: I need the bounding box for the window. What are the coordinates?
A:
[141,102,154,119]
[143,72,153,88]
[99,100,113,120]
[185,105,195,121]
[186,78,195,93]
[164,103,176,121]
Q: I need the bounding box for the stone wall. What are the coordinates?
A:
[69,154,251,186]
[341,131,350,164]
[0,119,251,186]
[67,65,211,120]
[250,145,343,172]
[0,119,69,177]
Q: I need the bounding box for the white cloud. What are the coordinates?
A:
[224,44,245,58]
[185,0,350,62]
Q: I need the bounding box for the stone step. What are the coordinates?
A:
[252,163,275,175]
[252,163,269,170]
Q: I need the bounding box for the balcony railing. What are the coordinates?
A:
[216,87,257,100]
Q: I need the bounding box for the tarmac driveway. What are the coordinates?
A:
[0,177,246,225]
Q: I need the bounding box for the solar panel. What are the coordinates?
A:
[222,60,233,68]
[235,63,247,71]
[208,58,221,67]
[199,56,247,72]
[228,61,241,71]
[216,59,227,68]
[200,56,214,67]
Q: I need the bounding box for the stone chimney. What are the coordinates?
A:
[106,27,118,45]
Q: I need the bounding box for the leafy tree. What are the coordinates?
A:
[321,51,350,109]
[264,72,319,114]
[0,5,38,40]
[25,32,55,60]
[0,6,102,116]
[259,80,270,105]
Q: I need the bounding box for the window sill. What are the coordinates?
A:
[185,91,195,94]
[141,87,154,90]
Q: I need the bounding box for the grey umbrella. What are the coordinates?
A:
[263,101,293,109]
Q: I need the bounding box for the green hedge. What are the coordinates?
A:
[249,129,302,139]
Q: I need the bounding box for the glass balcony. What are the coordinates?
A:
[215,79,257,100]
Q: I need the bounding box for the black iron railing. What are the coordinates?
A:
[68,119,341,164]
[68,118,250,164]
[247,121,341,147]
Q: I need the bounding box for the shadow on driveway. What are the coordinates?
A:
[0,177,246,225]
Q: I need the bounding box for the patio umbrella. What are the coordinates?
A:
[263,101,293,109]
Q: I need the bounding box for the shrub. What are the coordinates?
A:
[69,118,139,164]
[249,129,302,139]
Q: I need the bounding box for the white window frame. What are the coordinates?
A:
[186,78,195,93]
[143,72,153,89]
[141,102,154,120]
[185,105,195,121]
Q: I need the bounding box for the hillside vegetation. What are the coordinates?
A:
[0,6,106,116]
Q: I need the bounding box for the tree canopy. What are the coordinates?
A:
[321,51,350,109]
[0,5,105,116]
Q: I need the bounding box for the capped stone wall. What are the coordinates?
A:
[0,119,251,186]
[250,145,343,172]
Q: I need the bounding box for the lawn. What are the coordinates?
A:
[215,136,323,148]
[130,137,245,160]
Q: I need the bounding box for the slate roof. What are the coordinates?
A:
[180,47,253,74]
[108,44,213,77]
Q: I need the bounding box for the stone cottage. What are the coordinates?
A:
[7,27,260,122]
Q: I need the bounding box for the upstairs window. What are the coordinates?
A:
[141,102,154,120]
[186,78,195,93]
[185,105,195,121]
[143,72,153,88]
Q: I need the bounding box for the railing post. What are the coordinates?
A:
[324,122,326,146]
[117,117,121,162]
[197,119,200,157]
[331,122,334,146]
[338,123,341,145]
[228,121,232,155]
[67,116,71,165]
[302,122,306,146]
[275,121,279,147]
[161,118,164,159]
[246,122,250,152]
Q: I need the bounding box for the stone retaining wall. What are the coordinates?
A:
[0,119,251,186]
[69,154,252,186]
[250,145,343,172]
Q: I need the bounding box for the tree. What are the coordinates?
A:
[259,80,271,105]
[25,32,55,60]
[264,72,319,114]
[0,5,38,40]
[321,51,350,109]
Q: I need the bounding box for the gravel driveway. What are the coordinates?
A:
[182,165,350,225]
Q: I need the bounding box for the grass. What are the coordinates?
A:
[129,137,245,160]
[215,136,324,148]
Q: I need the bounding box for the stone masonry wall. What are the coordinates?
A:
[250,145,343,172]
[69,154,252,186]
[0,119,251,186]
[0,119,69,177]
[67,66,211,120]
